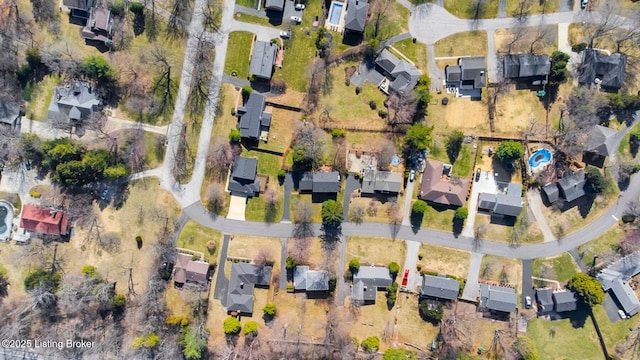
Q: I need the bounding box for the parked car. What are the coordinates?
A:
[525,296,532,309]
[619,309,627,319]
[475,168,481,182]
[100,189,110,201]
[295,3,305,10]
[279,31,291,39]
[409,170,416,182]
[581,0,588,9]
[290,16,302,23]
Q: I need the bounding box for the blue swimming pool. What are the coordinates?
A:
[328,2,343,25]
[529,148,553,169]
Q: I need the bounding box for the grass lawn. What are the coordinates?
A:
[287,236,326,267]
[419,244,471,278]
[434,31,488,57]
[494,25,558,55]
[261,108,298,153]
[577,224,623,267]
[532,253,579,283]
[618,120,640,162]
[475,209,544,244]
[27,75,60,121]
[364,2,411,40]
[144,132,165,169]
[227,235,281,263]
[479,255,522,288]
[444,0,498,19]
[452,144,473,177]
[224,31,254,79]
[426,93,491,135]
[213,84,241,136]
[233,12,283,28]
[236,0,257,8]
[314,64,388,128]
[245,189,284,223]
[176,220,222,263]
[493,85,551,136]
[506,0,560,16]
[346,236,406,269]
[420,202,457,232]
[243,149,283,178]
[392,38,428,72]
[593,304,640,352]
[349,196,405,224]
[526,309,602,360]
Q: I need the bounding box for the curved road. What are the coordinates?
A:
[155,0,640,261]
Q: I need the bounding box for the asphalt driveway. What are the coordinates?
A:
[522,259,533,309]
[282,173,293,221]
[213,234,231,306]
[343,173,361,220]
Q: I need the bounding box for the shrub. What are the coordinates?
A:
[416,263,423,271]
[419,300,443,322]
[135,236,143,249]
[231,108,236,116]
[243,321,259,336]
[166,316,190,327]
[132,333,160,349]
[331,128,346,138]
[386,282,399,308]
[495,140,524,163]
[263,302,276,317]
[111,294,126,309]
[129,2,144,14]
[277,169,287,182]
[571,42,587,52]
[285,256,296,270]
[412,200,428,216]
[241,85,253,98]
[378,110,388,119]
[206,241,216,255]
[81,265,98,278]
[348,259,360,275]
[361,336,380,353]
[29,190,41,198]
[418,253,424,260]
[355,86,362,95]
[24,269,61,292]
[567,273,605,307]
[585,166,606,193]
[388,262,400,278]
[223,317,242,335]
[454,207,469,220]
[512,336,539,360]
[368,100,377,110]
[229,128,241,143]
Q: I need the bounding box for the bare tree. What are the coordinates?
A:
[620,230,640,255]
[377,139,396,170]
[293,122,326,169]
[368,0,393,40]
[559,87,608,156]
[386,92,417,131]
[515,0,531,22]
[585,3,623,47]
[111,16,133,51]
[255,248,275,266]
[205,183,225,215]
[167,0,191,37]
[30,0,57,22]
[349,203,365,224]
[187,34,215,119]
[145,45,176,119]
[289,236,311,265]
[529,25,550,54]
[437,316,472,359]
[506,25,527,54]
[206,137,234,182]
[367,199,379,217]
[292,200,315,238]
[41,37,82,76]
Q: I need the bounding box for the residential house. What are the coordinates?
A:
[228,157,261,197]
[446,56,486,90]
[542,182,560,203]
[419,159,470,207]
[299,171,340,193]
[20,204,69,237]
[63,0,94,18]
[535,288,554,313]
[81,6,113,47]
[420,275,460,301]
[264,0,284,12]
[344,0,368,34]
[477,182,523,217]
[361,169,402,195]
[584,125,617,168]
[352,266,393,305]
[173,253,209,286]
[227,263,272,316]
[598,269,640,317]
[374,49,421,95]
[502,54,550,85]
[237,92,271,142]
[250,41,278,80]
[558,170,586,203]
[579,49,627,92]
[0,102,21,130]
[47,81,101,128]
[553,290,578,312]
[294,266,330,298]
[479,284,517,313]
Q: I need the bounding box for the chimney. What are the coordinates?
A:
[240,282,244,289]
[363,286,367,291]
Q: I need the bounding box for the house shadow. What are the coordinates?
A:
[489,215,517,226]
[491,157,516,182]
[265,10,284,26]
[311,192,337,203]
[250,79,272,93]
[68,14,87,26]
[558,194,595,217]
[341,31,363,46]
[554,307,589,328]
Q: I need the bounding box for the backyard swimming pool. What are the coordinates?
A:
[0,201,14,241]
[328,2,343,25]
[529,148,553,170]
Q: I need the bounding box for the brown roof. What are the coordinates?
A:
[419,159,469,206]
[174,253,209,285]
[20,204,68,236]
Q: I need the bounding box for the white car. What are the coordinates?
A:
[409,170,416,182]
[279,31,291,39]
[525,296,532,309]
[581,0,588,9]
[290,16,302,23]
[295,3,305,10]
[619,309,627,319]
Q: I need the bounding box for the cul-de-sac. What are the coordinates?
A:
[1,0,640,358]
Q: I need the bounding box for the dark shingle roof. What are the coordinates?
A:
[352,279,377,302]
[610,278,640,316]
[0,102,20,125]
[294,265,308,290]
[306,270,329,291]
[419,159,469,206]
[238,92,269,140]
[375,49,421,94]
[264,0,284,11]
[228,157,260,196]
[375,49,400,74]
[493,183,523,217]
[542,183,560,203]
[249,41,277,79]
[478,193,497,211]
[503,54,551,79]
[536,288,554,311]
[299,172,313,192]
[445,65,462,82]
[480,284,517,313]
[313,171,340,193]
[47,82,101,125]
[63,0,92,10]
[420,275,460,300]
[460,57,486,89]
[373,171,402,193]
[553,290,578,312]
[344,0,368,33]
[558,170,586,203]
[227,263,272,315]
[579,49,626,90]
[586,125,617,157]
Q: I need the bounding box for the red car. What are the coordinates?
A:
[401,269,410,287]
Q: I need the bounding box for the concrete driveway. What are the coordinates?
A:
[463,170,497,237]
[227,195,247,221]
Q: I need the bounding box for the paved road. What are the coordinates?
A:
[282,173,293,222]
[461,252,483,301]
[426,44,444,91]
[521,259,533,308]
[343,173,361,220]
[213,233,231,305]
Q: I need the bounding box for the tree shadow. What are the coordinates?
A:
[452,218,464,237]
[410,211,424,234]
[264,203,277,223]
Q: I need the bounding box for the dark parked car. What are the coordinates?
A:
[475,168,481,182]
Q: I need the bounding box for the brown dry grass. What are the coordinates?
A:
[452,302,514,353]
[268,90,306,108]
[479,255,522,288]
[427,93,490,135]
[494,86,551,136]
[541,193,617,238]
[494,25,558,55]
[227,235,281,264]
[348,196,406,224]
[419,244,471,278]
[434,31,488,57]
[262,108,299,153]
[435,58,459,70]
[286,237,325,267]
[346,236,407,268]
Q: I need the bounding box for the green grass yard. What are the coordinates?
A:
[420,202,456,232]
[235,0,257,8]
[532,253,579,283]
[144,132,165,169]
[245,194,284,223]
[593,304,640,352]
[224,31,254,79]
[444,0,498,19]
[27,75,60,121]
[392,38,428,72]
[176,221,222,264]
[506,0,560,17]
[434,31,488,57]
[577,224,624,267]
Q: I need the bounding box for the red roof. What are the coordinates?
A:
[20,204,68,236]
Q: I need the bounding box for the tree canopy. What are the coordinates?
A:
[361,336,380,353]
[495,140,524,163]
[223,317,241,335]
[567,273,604,307]
[512,336,539,360]
[405,123,433,150]
[321,199,343,229]
[382,348,417,360]
[446,130,465,164]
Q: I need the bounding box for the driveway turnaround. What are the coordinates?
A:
[227,195,247,221]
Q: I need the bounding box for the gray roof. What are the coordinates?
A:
[558,170,586,203]
[478,193,497,211]
[503,54,551,79]
[361,169,402,194]
[237,92,270,140]
[306,270,329,291]
[299,172,313,192]
[375,49,400,74]
[586,125,617,157]
[227,263,272,315]
[542,183,560,203]
[249,41,277,79]
[375,49,421,94]
[553,290,578,312]
[353,266,393,289]
[352,279,377,303]
[579,49,626,90]
[598,268,623,291]
[228,157,260,197]
[610,278,640,316]
[313,171,340,193]
[536,288,554,311]
[264,0,284,11]
[294,265,308,290]
[493,183,523,217]
[63,0,92,10]
[445,65,462,82]
[480,284,517,313]
[420,275,460,300]
[47,82,101,125]
[344,0,368,33]
[459,57,486,89]
[0,102,20,125]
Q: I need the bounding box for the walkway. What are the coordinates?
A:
[526,189,556,242]
[461,252,483,301]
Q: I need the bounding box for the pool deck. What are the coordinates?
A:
[324,0,346,33]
